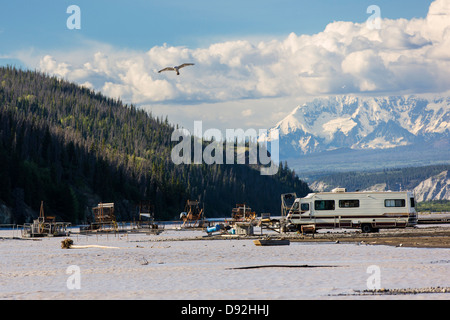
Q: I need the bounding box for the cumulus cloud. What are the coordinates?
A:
[39,55,71,78]
[32,0,450,108]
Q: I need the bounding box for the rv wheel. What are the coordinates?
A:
[361,224,373,233]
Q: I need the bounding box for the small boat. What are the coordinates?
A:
[253,239,290,246]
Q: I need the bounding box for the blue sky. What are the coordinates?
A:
[2,0,447,133]
[1,0,432,56]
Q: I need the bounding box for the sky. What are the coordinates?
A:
[1,0,448,134]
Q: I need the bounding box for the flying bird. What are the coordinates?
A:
[158,63,195,75]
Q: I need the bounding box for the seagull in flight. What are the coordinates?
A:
[158,63,195,75]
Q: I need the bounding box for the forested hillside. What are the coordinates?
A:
[0,67,310,224]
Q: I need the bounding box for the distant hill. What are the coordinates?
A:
[414,170,450,202]
[0,67,310,224]
[309,164,450,202]
[290,145,450,179]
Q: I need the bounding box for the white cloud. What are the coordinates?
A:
[39,55,71,78]
[241,109,253,117]
[341,49,392,92]
[18,0,450,131]
[80,81,93,89]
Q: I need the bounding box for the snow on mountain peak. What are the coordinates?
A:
[275,105,306,135]
[272,95,450,158]
[322,117,357,136]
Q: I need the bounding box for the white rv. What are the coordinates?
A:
[286,188,418,233]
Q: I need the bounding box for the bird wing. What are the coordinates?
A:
[177,63,195,69]
[158,67,175,73]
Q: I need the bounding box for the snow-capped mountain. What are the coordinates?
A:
[266,95,450,159]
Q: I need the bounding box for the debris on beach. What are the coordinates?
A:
[141,257,149,265]
[60,238,120,250]
[61,238,74,249]
[206,223,225,235]
[228,264,339,270]
[352,287,450,296]
[253,239,290,246]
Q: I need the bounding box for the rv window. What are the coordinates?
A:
[301,203,310,211]
[339,200,360,208]
[315,200,335,211]
[385,199,406,207]
[410,198,415,208]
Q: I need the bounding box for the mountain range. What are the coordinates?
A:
[264,95,450,175]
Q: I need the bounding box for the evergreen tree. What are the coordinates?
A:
[0,66,311,223]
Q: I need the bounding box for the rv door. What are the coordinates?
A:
[408,195,418,226]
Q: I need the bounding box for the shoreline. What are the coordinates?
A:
[131,226,450,249]
[2,225,450,249]
[290,227,450,248]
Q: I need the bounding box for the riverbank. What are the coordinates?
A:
[290,227,450,248]
[135,226,450,249]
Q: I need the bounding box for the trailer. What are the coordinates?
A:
[286,188,418,233]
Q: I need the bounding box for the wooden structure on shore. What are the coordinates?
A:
[281,193,297,218]
[181,200,205,228]
[22,201,70,238]
[231,203,256,222]
[93,203,116,223]
[89,203,118,231]
[137,201,160,233]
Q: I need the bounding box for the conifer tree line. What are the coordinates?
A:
[0,66,310,224]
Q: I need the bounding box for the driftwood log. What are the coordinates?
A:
[61,238,120,249]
